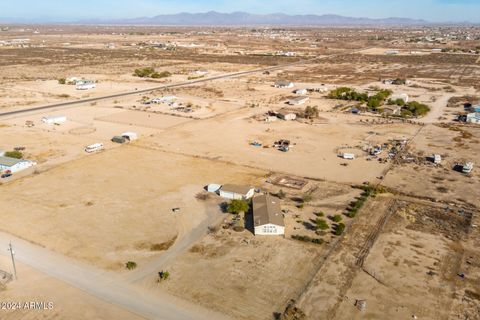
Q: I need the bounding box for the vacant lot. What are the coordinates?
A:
[0,147,266,270]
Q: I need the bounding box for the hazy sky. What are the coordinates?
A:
[0,0,478,22]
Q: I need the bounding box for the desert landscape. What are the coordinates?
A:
[0,13,479,320]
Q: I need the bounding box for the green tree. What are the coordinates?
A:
[331,215,343,223]
[125,261,137,270]
[227,199,249,214]
[277,189,286,199]
[58,78,66,85]
[316,218,329,231]
[334,223,346,236]
[304,106,319,119]
[5,150,23,159]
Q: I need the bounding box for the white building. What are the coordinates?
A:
[253,194,285,236]
[433,154,442,164]
[207,184,222,193]
[42,115,67,125]
[288,96,309,106]
[219,184,255,200]
[467,113,480,124]
[0,156,36,173]
[274,80,294,89]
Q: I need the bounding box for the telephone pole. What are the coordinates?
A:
[8,242,17,280]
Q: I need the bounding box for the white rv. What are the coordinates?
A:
[85,143,104,153]
[341,153,355,160]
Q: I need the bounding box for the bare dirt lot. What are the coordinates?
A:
[0,147,266,270]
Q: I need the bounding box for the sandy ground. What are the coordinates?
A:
[0,147,266,270]
[0,257,144,320]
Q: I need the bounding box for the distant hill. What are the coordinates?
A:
[82,11,429,26]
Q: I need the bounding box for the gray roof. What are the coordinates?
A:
[289,96,309,102]
[221,184,253,195]
[0,156,24,167]
[253,194,285,227]
[275,80,292,86]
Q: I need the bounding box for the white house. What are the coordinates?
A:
[41,115,67,125]
[0,156,36,173]
[219,184,255,200]
[274,80,294,89]
[467,113,480,124]
[253,194,285,236]
[288,96,309,106]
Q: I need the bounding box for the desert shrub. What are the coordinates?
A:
[125,261,137,270]
[158,270,170,281]
[316,218,329,231]
[334,223,346,236]
[314,211,324,217]
[291,235,324,245]
[331,215,343,223]
[134,67,155,77]
[5,150,23,159]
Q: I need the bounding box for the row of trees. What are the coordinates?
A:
[133,67,172,79]
[328,87,393,110]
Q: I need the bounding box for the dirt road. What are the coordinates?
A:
[0,231,227,320]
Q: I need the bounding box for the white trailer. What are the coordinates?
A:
[433,154,442,164]
[85,143,104,153]
[341,153,355,160]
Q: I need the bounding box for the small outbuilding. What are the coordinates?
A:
[294,88,308,95]
[252,194,285,236]
[288,96,309,106]
[207,184,222,193]
[277,110,297,121]
[219,184,255,200]
[42,115,67,125]
[274,80,294,89]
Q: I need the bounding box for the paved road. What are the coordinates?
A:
[0,231,227,320]
[0,47,372,118]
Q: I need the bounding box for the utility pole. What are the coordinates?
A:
[8,242,17,280]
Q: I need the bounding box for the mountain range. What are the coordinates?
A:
[79,11,429,26]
